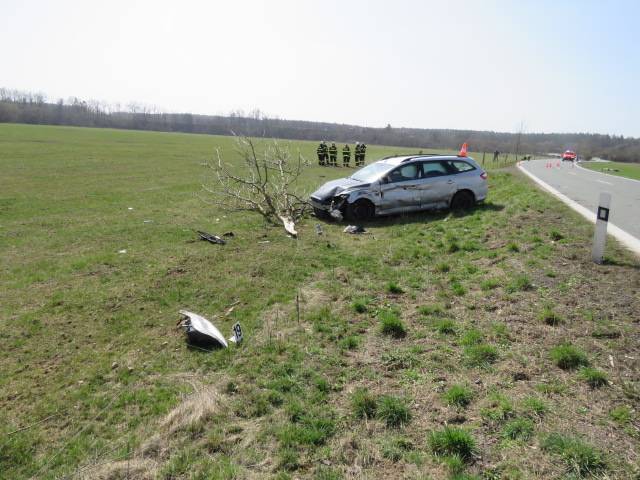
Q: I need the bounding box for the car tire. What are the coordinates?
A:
[450,190,475,210]
[346,199,375,221]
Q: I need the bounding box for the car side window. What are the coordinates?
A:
[420,161,448,178]
[448,160,476,173]
[387,164,420,183]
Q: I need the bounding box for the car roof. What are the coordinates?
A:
[380,155,475,166]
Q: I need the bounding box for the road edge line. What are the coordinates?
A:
[517,163,640,257]
[575,162,640,184]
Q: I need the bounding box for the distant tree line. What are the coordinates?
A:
[1,88,639,162]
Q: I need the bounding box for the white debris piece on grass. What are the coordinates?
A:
[118,249,127,254]
[343,225,366,234]
[128,207,134,210]
[179,310,228,348]
[279,215,298,237]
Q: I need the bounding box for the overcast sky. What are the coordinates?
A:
[2,0,639,137]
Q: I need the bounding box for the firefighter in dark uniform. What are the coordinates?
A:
[354,142,361,167]
[359,143,367,166]
[342,144,351,167]
[317,141,328,166]
[328,142,338,167]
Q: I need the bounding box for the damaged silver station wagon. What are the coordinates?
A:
[310,154,488,221]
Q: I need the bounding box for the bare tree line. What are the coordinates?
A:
[1,88,639,162]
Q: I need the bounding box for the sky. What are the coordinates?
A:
[2,0,639,137]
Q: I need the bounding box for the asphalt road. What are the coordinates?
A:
[519,159,640,241]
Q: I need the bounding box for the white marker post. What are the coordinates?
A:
[592,192,611,264]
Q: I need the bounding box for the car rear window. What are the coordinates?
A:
[448,160,476,173]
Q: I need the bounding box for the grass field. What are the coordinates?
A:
[1,123,639,479]
[581,160,640,180]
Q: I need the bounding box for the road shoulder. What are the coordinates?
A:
[517,162,640,256]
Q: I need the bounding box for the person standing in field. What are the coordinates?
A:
[357,143,367,166]
[493,150,500,164]
[354,142,361,167]
[317,141,329,166]
[342,143,351,167]
[329,142,338,167]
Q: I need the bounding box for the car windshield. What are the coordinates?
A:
[350,162,393,182]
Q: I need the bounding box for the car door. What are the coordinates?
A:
[419,160,457,208]
[378,162,423,213]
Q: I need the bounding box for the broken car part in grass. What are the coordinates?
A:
[178,310,243,349]
[196,230,226,245]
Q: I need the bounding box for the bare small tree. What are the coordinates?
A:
[202,136,310,236]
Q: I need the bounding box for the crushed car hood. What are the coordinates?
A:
[310,177,370,200]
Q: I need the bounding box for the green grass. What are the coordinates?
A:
[1,124,638,479]
[581,160,640,181]
[463,344,499,366]
[376,395,412,428]
[541,433,606,476]
[538,306,564,326]
[521,396,548,417]
[550,344,590,370]
[443,384,474,407]
[428,426,476,461]
[501,418,534,441]
[351,388,377,419]
[579,367,608,388]
[433,318,457,335]
[379,309,407,338]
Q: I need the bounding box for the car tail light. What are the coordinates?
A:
[480,171,488,180]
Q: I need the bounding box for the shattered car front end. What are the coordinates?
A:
[309,177,374,219]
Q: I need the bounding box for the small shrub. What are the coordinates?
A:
[609,405,631,424]
[579,367,608,388]
[502,418,534,441]
[434,318,456,335]
[550,344,589,370]
[464,344,498,366]
[386,281,404,294]
[377,395,411,428]
[379,310,406,338]
[507,242,520,252]
[539,306,564,326]
[522,396,548,417]
[541,433,606,476]
[550,229,564,241]
[444,384,474,408]
[428,426,476,461]
[351,388,377,419]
